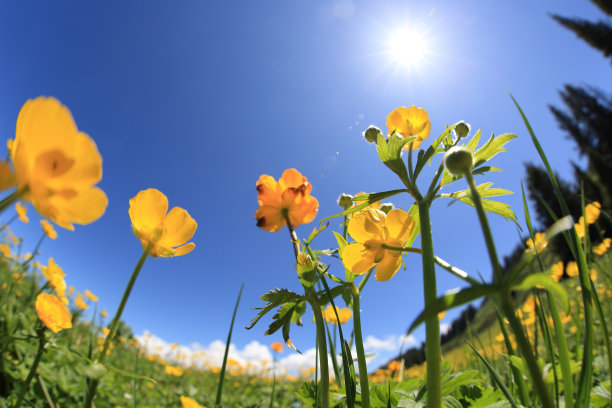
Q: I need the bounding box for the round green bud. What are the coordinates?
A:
[338,194,353,210]
[454,122,470,139]
[363,126,382,143]
[444,146,474,177]
[380,203,394,214]
[297,254,317,287]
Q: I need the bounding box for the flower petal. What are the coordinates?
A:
[347,209,386,243]
[280,168,311,194]
[341,242,376,275]
[157,207,197,248]
[374,251,402,281]
[129,189,168,239]
[255,205,286,232]
[385,209,415,242]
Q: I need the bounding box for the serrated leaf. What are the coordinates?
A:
[442,395,464,408]
[455,195,519,226]
[407,285,493,334]
[473,133,517,167]
[465,129,482,152]
[246,288,304,330]
[511,273,569,313]
[319,189,409,225]
[449,182,513,200]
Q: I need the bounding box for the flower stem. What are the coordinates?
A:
[416,199,441,408]
[83,243,152,408]
[0,189,24,215]
[14,326,46,408]
[350,283,370,408]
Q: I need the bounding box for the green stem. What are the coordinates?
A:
[416,199,441,408]
[501,293,554,408]
[311,294,330,408]
[0,189,25,215]
[21,233,45,269]
[547,292,574,408]
[350,283,370,408]
[83,243,152,408]
[15,326,46,408]
[463,172,503,283]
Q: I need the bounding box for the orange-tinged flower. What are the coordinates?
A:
[585,202,601,224]
[526,232,548,253]
[40,219,57,239]
[255,169,318,232]
[341,208,415,281]
[270,341,283,353]
[387,360,402,372]
[15,202,28,223]
[566,261,578,277]
[323,305,353,325]
[129,189,197,257]
[386,106,431,151]
[181,396,205,408]
[35,293,72,333]
[85,289,98,302]
[9,97,108,230]
[550,261,564,282]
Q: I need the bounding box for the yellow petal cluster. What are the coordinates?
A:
[165,365,183,376]
[40,219,57,239]
[525,232,548,253]
[386,106,431,151]
[550,261,564,282]
[585,201,601,224]
[593,238,611,256]
[566,261,578,277]
[323,305,352,325]
[75,293,89,310]
[181,396,206,408]
[255,169,318,232]
[85,289,98,302]
[35,293,72,333]
[41,258,68,304]
[129,189,197,257]
[9,97,108,230]
[341,208,415,281]
[16,202,28,223]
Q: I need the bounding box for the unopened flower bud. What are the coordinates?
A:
[363,126,382,143]
[380,203,394,214]
[297,254,316,287]
[85,362,107,380]
[454,122,470,139]
[338,194,353,210]
[444,146,474,177]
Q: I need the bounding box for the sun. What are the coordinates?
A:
[388,28,429,69]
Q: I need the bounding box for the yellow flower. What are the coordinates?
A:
[85,289,98,302]
[386,106,431,151]
[566,261,578,277]
[165,365,183,376]
[341,208,415,281]
[574,216,587,239]
[550,261,564,282]
[0,160,15,191]
[129,188,197,257]
[40,220,57,239]
[9,97,108,230]
[593,238,611,256]
[525,232,548,253]
[589,268,597,282]
[75,293,88,310]
[15,202,29,223]
[270,341,283,353]
[387,360,402,372]
[585,201,601,224]
[35,293,72,333]
[100,308,108,318]
[323,305,353,325]
[41,258,68,304]
[180,396,205,408]
[255,169,319,232]
[0,243,11,258]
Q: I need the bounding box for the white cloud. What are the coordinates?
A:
[440,323,452,336]
[135,331,418,376]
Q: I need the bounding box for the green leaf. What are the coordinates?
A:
[407,285,494,334]
[442,395,464,408]
[454,195,519,225]
[511,273,569,314]
[441,370,481,396]
[465,129,482,152]
[319,189,409,225]
[377,132,412,186]
[246,288,304,330]
[333,232,355,283]
[407,204,420,247]
[414,123,458,178]
[448,182,513,200]
[473,133,517,167]
[305,222,330,245]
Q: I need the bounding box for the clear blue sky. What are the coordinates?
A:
[1,1,609,368]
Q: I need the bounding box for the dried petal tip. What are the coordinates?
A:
[444,146,474,177]
[363,125,382,143]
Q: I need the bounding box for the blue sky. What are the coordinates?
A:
[1,1,609,370]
